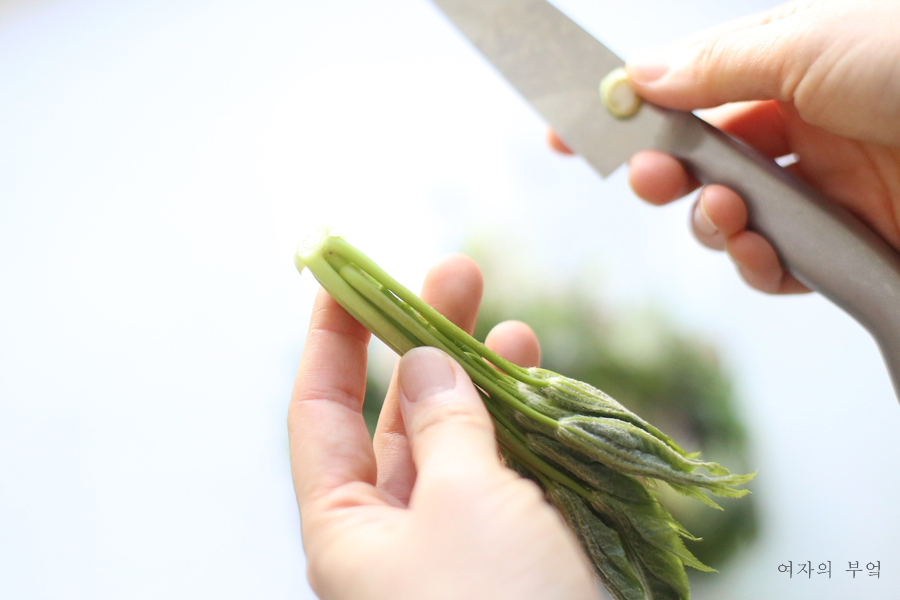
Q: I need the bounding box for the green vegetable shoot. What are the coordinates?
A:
[295,231,755,600]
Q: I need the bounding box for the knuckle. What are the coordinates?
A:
[303,532,336,594]
[305,555,327,594]
[693,42,717,78]
[693,37,730,85]
[513,477,549,507]
[515,477,546,501]
[496,475,546,508]
[413,400,491,439]
[304,546,351,598]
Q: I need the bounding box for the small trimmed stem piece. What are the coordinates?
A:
[600,67,642,119]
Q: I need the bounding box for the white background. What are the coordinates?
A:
[1,1,897,598]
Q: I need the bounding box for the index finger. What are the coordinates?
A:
[289,288,379,514]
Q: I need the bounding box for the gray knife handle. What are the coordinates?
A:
[654,110,900,401]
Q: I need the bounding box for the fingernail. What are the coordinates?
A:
[626,49,669,84]
[693,195,718,237]
[398,347,456,403]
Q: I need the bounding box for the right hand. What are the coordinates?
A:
[551,0,900,294]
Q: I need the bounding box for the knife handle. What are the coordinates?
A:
[655,110,900,401]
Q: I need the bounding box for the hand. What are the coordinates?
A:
[551,0,900,294]
[289,255,598,600]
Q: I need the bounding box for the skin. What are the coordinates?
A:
[289,254,599,600]
[290,2,900,596]
[551,0,900,294]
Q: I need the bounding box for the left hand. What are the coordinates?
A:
[289,254,599,600]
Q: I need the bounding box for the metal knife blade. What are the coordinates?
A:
[428,0,900,402]
[429,0,666,176]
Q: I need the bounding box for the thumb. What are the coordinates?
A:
[397,347,500,478]
[625,10,809,110]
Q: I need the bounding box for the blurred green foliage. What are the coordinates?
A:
[362,243,758,569]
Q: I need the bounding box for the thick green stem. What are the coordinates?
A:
[298,248,416,354]
[325,237,550,388]
[337,260,559,430]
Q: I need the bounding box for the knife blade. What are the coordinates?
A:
[428,0,900,402]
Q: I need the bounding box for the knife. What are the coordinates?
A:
[428,0,900,403]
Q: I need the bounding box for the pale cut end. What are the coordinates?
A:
[600,67,642,119]
[294,226,334,274]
